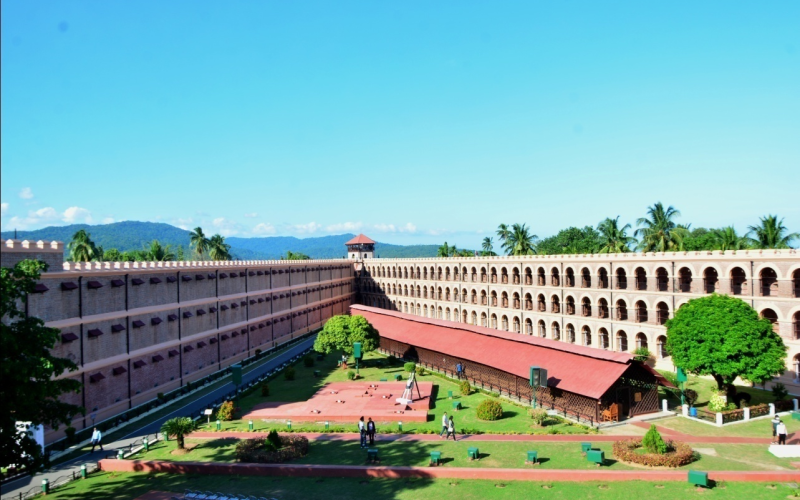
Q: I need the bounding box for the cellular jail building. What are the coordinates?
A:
[2,236,800,440]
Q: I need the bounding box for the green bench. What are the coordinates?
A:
[430,451,442,466]
[379,378,387,382]
[688,470,708,488]
[452,401,462,411]
[448,390,454,399]
[526,451,538,465]
[586,449,604,466]
[367,448,379,463]
[468,447,479,460]
[581,442,592,454]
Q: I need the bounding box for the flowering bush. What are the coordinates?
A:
[613,439,695,467]
[708,392,728,412]
[216,400,238,421]
[235,435,309,463]
[476,399,504,421]
[529,409,548,426]
[459,381,472,396]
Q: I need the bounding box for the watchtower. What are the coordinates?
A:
[345,234,375,261]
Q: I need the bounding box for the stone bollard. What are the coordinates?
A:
[662,399,669,412]
[769,403,776,416]
[117,449,124,460]
[42,478,49,494]
[794,399,799,412]
[682,404,689,417]
[744,407,750,421]
[81,464,87,479]
[716,412,723,427]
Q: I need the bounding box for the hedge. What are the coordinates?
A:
[235,435,309,463]
[476,399,504,421]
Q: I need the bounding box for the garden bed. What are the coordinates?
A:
[235,434,309,464]
[612,439,695,468]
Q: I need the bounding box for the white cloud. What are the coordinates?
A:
[252,222,276,235]
[102,217,115,224]
[401,223,417,233]
[244,212,258,218]
[212,217,240,236]
[373,223,397,233]
[19,187,33,200]
[370,222,417,234]
[291,222,322,234]
[173,217,194,230]
[0,202,8,216]
[326,221,363,232]
[6,206,60,229]
[62,206,93,224]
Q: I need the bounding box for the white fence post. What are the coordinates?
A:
[716,412,723,427]
[662,399,668,412]
[743,407,750,421]
[793,399,798,412]
[682,404,689,417]
[769,403,776,416]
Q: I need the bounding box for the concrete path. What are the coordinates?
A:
[0,337,315,500]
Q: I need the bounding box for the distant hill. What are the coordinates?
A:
[1,222,438,260]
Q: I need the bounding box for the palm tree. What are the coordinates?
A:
[711,226,749,251]
[160,417,196,449]
[635,202,687,252]
[496,224,511,249]
[208,234,232,261]
[597,216,636,253]
[144,240,176,261]
[437,242,451,257]
[747,215,799,249]
[449,244,459,257]
[67,230,99,262]
[189,227,210,260]
[504,223,538,256]
[482,237,494,254]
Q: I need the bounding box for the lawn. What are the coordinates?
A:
[658,371,780,409]
[130,437,797,472]
[45,472,794,500]
[656,415,800,438]
[203,350,594,436]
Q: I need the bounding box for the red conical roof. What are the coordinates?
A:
[345,234,376,245]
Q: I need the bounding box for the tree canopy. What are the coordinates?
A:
[665,294,786,396]
[313,315,379,357]
[536,226,600,255]
[1,260,83,470]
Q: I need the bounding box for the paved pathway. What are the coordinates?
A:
[0,337,315,500]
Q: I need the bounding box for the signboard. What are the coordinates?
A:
[529,366,548,388]
[676,367,687,383]
[353,342,362,360]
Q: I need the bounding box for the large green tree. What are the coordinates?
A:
[635,202,688,252]
[711,226,750,251]
[189,227,210,260]
[208,234,232,261]
[747,215,799,249]
[665,294,786,399]
[536,226,600,255]
[596,216,635,253]
[503,223,538,256]
[1,260,83,470]
[67,229,100,262]
[144,240,176,261]
[283,250,311,260]
[314,315,379,357]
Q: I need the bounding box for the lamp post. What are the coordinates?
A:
[354,342,362,377]
[677,367,688,406]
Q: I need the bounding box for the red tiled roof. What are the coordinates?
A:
[345,234,375,245]
[350,304,649,400]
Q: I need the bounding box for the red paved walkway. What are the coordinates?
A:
[102,459,800,483]
[189,430,778,444]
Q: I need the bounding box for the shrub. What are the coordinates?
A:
[476,399,504,421]
[387,355,397,365]
[773,382,788,401]
[613,439,695,467]
[683,388,699,407]
[459,380,472,396]
[216,400,237,421]
[708,392,728,412]
[261,384,270,397]
[235,435,309,463]
[404,362,416,373]
[415,366,426,376]
[642,424,667,454]
[529,408,548,426]
[284,367,295,381]
[266,429,282,451]
[347,370,356,380]
[303,356,314,368]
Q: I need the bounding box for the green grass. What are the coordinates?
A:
[45,472,795,500]
[657,415,800,438]
[131,437,797,472]
[211,351,593,436]
[658,371,778,409]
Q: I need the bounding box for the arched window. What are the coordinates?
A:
[636,332,648,350]
[538,320,546,338]
[491,314,498,329]
[582,326,592,346]
[461,310,467,323]
[471,290,478,304]
[615,299,628,321]
[423,286,428,299]
[678,267,692,293]
[616,331,628,352]
[445,267,451,281]
[635,267,647,291]
[445,308,451,321]
[581,267,591,288]
[656,335,668,358]
[513,292,521,309]
[416,304,421,315]
[599,328,610,350]
[490,267,498,284]
[566,324,575,343]
[524,267,533,285]
[501,267,509,284]
[793,269,800,298]
[793,354,800,382]
[615,268,627,290]
[480,267,488,283]
[552,322,561,341]
[525,318,533,334]
[481,312,487,327]
[481,290,488,305]
[656,302,669,325]
[437,306,443,319]
[551,295,560,313]
[524,293,533,310]
[423,305,428,317]
[471,311,477,325]
[471,267,478,282]
[566,296,576,315]
[635,301,648,323]
[551,267,560,287]
[794,311,800,340]
[453,267,460,281]
[445,288,451,301]
[760,308,779,333]
[461,289,467,303]
[490,291,498,307]
[537,267,546,286]
[537,294,546,312]
[598,298,609,319]
[502,315,509,331]
[730,267,746,295]
[703,267,719,293]
[501,292,509,308]
[760,268,778,297]
[513,268,521,285]
[581,297,592,317]
[565,268,575,287]
[598,268,609,289]
[656,267,669,292]
[404,302,409,313]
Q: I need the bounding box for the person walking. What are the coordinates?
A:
[439,412,448,438]
[367,418,376,446]
[90,427,103,452]
[447,416,456,442]
[777,419,788,445]
[772,415,781,444]
[358,417,367,448]
[456,363,463,380]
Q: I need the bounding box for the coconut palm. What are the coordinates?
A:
[711,226,750,251]
[635,203,688,252]
[160,417,195,449]
[189,227,210,260]
[747,215,799,249]
[144,240,176,261]
[496,224,511,248]
[597,216,636,253]
[208,234,232,261]
[504,223,538,256]
[482,237,494,254]
[437,242,451,257]
[67,230,100,262]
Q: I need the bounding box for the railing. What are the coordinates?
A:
[12,462,101,499]
[694,408,717,423]
[749,403,770,419]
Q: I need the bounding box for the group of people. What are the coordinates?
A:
[358,416,377,448]
[772,415,789,445]
[439,411,457,441]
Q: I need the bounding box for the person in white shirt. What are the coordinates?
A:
[777,420,788,445]
[90,427,103,452]
[439,412,448,438]
[358,416,367,448]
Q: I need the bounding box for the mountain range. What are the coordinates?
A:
[0,221,439,260]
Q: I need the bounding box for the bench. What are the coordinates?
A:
[586,449,604,466]
[526,451,538,465]
[468,447,479,460]
[367,448,379,463]
[430,451,442,466]
[452,401,462,411]
[688,470,708,488]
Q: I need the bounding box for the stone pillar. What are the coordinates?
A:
[682,404,689,417]
[715,412,723,427]
[794,399,799,412]
[744,407,750,421]
[662,399,669,412]
[769,403,776,416]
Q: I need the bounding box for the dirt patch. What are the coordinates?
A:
[692,447,718,456]
[170,443,199,455]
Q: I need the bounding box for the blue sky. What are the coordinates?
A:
[2,1,798,247]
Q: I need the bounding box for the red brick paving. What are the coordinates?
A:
[102,459,800,483]
[241,381,433,423]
